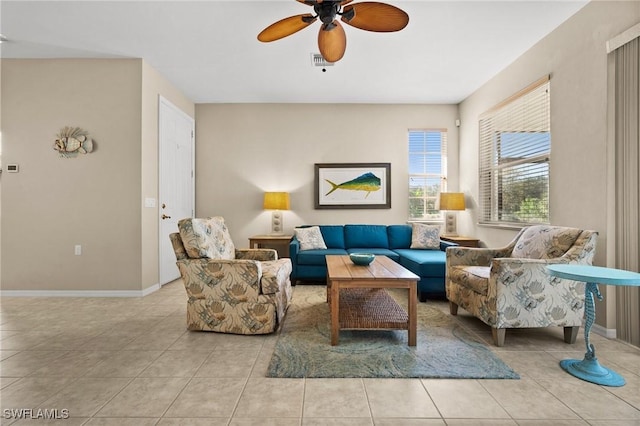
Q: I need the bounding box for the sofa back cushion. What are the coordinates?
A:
[344,225,389,249]
[388,225,412,249]
[178,217,236,260]
[511,225,582,259]
[319,225,346,249]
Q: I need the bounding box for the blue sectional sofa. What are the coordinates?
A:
[289,224,457,301]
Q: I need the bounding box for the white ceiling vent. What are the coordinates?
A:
[311,53,334,68]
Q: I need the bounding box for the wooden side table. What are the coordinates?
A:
[248,234,293,258]
[440,235,480,248]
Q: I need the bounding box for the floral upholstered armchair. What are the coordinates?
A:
[446,225,598,346]
[170,217,293,334]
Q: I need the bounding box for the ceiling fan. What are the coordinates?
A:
[257,0,409,63]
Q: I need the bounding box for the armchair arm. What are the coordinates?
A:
[235,249,277,261]
[176,258,263,301]
[488,257,584,313]
[446,246,513,267]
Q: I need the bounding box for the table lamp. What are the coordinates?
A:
[439,192,466,236]
[263,192,290,235]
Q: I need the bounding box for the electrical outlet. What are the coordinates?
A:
[74,245,82,255]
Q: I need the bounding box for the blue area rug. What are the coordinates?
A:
[267,286,520,379]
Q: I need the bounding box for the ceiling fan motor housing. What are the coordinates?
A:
[314,1,341,26]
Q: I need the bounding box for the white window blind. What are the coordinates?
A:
[479,77,551,225]
[408,129,447,220]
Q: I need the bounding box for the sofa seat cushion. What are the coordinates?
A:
[347,248,399,261]
[449,265,490,296]
[344,225,389,249]
[296,248,348,265]
[395,249,446,277]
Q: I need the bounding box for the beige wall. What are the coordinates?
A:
[1,59,143,291]
[195,104,459,246]
[458,1,640,329]
[1,58,194,293]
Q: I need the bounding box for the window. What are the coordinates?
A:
[408,129,447,221]
[479,77,551,225]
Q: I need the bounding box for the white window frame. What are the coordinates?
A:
[479,76,551,226]
[408,129,448,221]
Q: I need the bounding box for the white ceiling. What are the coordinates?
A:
[1,1,588,104]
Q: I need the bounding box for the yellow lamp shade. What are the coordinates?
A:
[263,192,290,210]
[439,192,466,211]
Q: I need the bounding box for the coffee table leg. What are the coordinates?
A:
[408,282,417,346]
[326,275,331,303]
[331,280,340,345]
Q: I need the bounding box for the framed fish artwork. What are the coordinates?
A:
[314,163,391,209]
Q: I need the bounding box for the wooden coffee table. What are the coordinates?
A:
[325,255,419,346]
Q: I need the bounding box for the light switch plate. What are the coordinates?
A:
[144,197,156,208]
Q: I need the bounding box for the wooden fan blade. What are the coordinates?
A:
[318,21,346,62]
[258,14,317,42]
[341,2,409,32]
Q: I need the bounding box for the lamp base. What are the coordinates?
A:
[271,211,284,235]
[444,212,458,236]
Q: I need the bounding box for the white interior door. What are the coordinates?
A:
[159,96,194,285]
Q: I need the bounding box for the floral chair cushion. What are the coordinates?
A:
[511,225,582,259]
[178,217,236,260]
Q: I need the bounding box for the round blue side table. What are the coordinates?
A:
[547,264,640,387]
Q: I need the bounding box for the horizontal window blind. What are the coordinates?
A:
[409,129,447,220]
[479,77,551,225]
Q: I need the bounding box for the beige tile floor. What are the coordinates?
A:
[1,280,640,425]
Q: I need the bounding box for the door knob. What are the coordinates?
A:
[161,214,171,219]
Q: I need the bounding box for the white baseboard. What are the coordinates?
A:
[142,283,161,296]
[0,283,161,298]
[591,323,617,339]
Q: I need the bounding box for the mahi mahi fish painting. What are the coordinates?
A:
[315,163,391,209]
[325,172,381,198]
